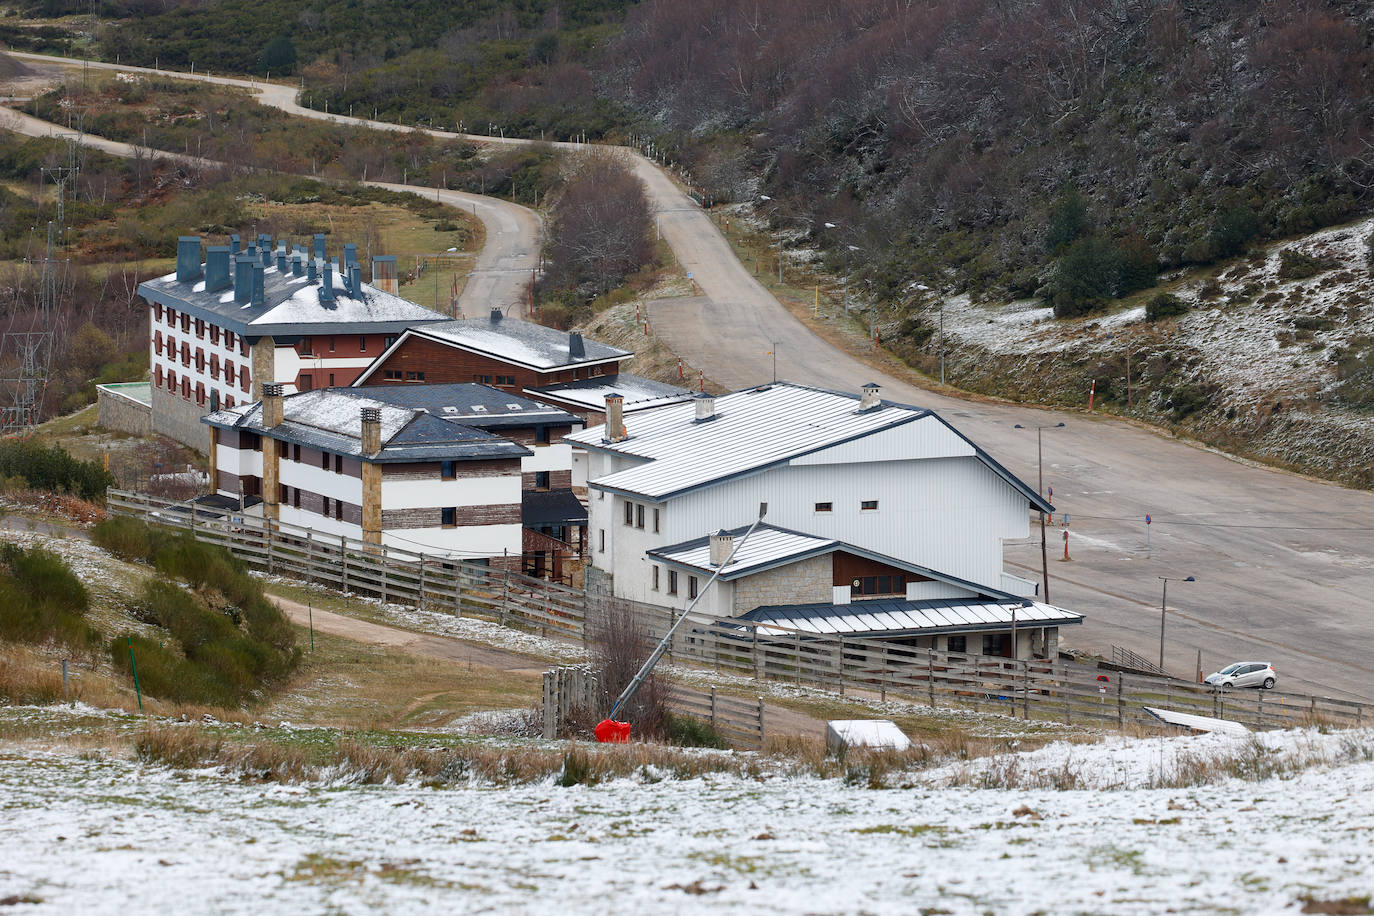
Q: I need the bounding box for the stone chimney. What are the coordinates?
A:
[261,383,284,427]
[694,391,716,422]
[360,407,383,456]
[858,382,882,411]
[603,393,626,444]
[708,529,734,566]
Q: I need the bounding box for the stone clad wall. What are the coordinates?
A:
[731,554,832,616]
[96,387,151,437]
[150,386,212,454]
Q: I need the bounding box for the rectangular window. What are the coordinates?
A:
[982,634,1007,657]
[292,443,301,463]
[496,374,515,386]
[241,371,250,394]
[861,500,879,511]
[210,353,219,375]
[358,337,367,352]
[155,366,163,387]
[225,331,234,350]
[181,342,190,366]
[322,496,331,516]
[598,529,605,552]
[652,566,660,590]
[195,348,205,371]
[534,471,550,490]
[441,507,457,528]
[441,460,457,480]
[329,337,336,353]
[383,370,403,381]
[154,331,163,354]
[292,487,301,509]
[155,303,163,321]
[815,501,833,512]
[195,318,204,337]
[652,508,660,533]
[688,576,698,599]
[300,337,313,355]
[167,308,176,326]
[536,426,549,444]
[947,635,967,654]
[328,373,335,387]
[635,504,644,529]
[181,378,190,399]
[384,335,397,348]
[668,570,678,595]
[334,454,343,474]
[321,451,331,470]
[405,371,425,381]
[335,500,343,521]
[210,325,220,345]
[239,338,248,358]
[278,483,288,504]
[624,501,634,526]
[473,374,492,384]
[181,313,189,332]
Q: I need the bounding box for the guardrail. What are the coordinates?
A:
[109,489,1373,734]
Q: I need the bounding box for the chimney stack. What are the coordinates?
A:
[291,252,303,277]
[372,255,398,294]
[204,245,231,292]
[233,253,254,304]
[603,393,626,444]
[307,257,318,283]
[230,233,240,254]
[694,391,716,423]
[568,332,585,360]
[344,243,357,269]
[262,383,285,427]
[276,247,287,273]
[360,406,382,456]
[708,529,735,567]
[490,307,503,323]
[349,264,362,297]
[176,236,202,283]
[320,261,336,302]
[312,233,326,261]
[251,264,265,308]
[858,382,882,411]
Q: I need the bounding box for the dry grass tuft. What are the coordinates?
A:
[134,724,224,768]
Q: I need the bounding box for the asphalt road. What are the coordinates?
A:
[8,52,1374,702]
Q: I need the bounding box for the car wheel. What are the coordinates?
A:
[1221,681,1234,690]
[1262,677,1275,690]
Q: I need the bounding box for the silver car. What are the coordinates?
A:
[1204,662,1277,690]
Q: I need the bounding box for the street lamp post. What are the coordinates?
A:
[1158,575,1196,673]
[1013,422,1065,603]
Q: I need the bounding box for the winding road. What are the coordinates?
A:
[7,52,1374,702]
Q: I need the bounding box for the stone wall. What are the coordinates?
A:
[96,386,151,437]
[150,385,212,454]
[731,554,832,616]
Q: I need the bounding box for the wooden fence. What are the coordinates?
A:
[109,490,1373,734]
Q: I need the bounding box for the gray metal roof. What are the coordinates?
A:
[529,373,691,413]
[138,262,446,338]
[356,314,630,381]
[740,597,1084,639]
[566,382,927,501]
[201,384,547,463]
[648,524,1018,600]
[566,381,1052,511]
[522,489,589,526]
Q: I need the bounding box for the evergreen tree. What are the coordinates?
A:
[1044,187,1090,256]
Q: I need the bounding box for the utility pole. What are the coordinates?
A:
[1014,422,1065,603]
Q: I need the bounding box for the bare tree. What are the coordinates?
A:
[542,151,654,300]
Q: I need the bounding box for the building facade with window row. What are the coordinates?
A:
[140,234,445,452]
[203,383,584,570]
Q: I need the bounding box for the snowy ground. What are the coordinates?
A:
[4,727,1373,914]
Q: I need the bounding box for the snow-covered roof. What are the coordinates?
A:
[356,314,630,381]
[529,373,691,413]
[740,597,1083,639]
[569,381,1050,509]
[201,383,568,463]
[139,255,445,338]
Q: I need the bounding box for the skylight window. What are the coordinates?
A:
[470,405,488,412]
[506,404,523,410]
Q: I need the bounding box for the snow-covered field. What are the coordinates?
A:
[4,727,1373,914]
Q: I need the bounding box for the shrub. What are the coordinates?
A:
[1145,293,1189,321]
[665,713,729,749]
[0,440,115,501]
[1276,249,1330,281]
[90,515,154,562]
[0,544,101,654]
[1207,205,1260,260]
[1048,236,1121,318]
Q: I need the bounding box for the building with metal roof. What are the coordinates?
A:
[142,233,448,452]
[202,383,586,570]
[575,380,1080,658]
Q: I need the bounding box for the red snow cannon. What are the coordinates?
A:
[595,719,631,743]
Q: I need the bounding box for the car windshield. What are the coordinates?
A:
[1218,663,1244,674]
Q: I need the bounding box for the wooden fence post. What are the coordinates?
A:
[1116,673,1124,727]
[753,627,763,681]
[928,653,936,708]
[1021,659,1030,718]
[340,534,350,594]
[710,687,718,731]
[418,556,426,610]
[500,557,510,627]
[756,697,765,749]
[836,637,844,696]
[380,544,389,603]
[305,530,314,587]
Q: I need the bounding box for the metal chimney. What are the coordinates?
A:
[320,261,336,302]
[490,307,503,323]
[313,233,326,260]
[205,245,231,292]
[349,264,362,297]
[234,253,254,304]
[307,257,318,283]
[371,255,398,294]
[176,236,202,283]
[569,332,585,360]
[230,233,240,254]
[276,247,287,273]
[693,391,716,422]
[251,264,266,307]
